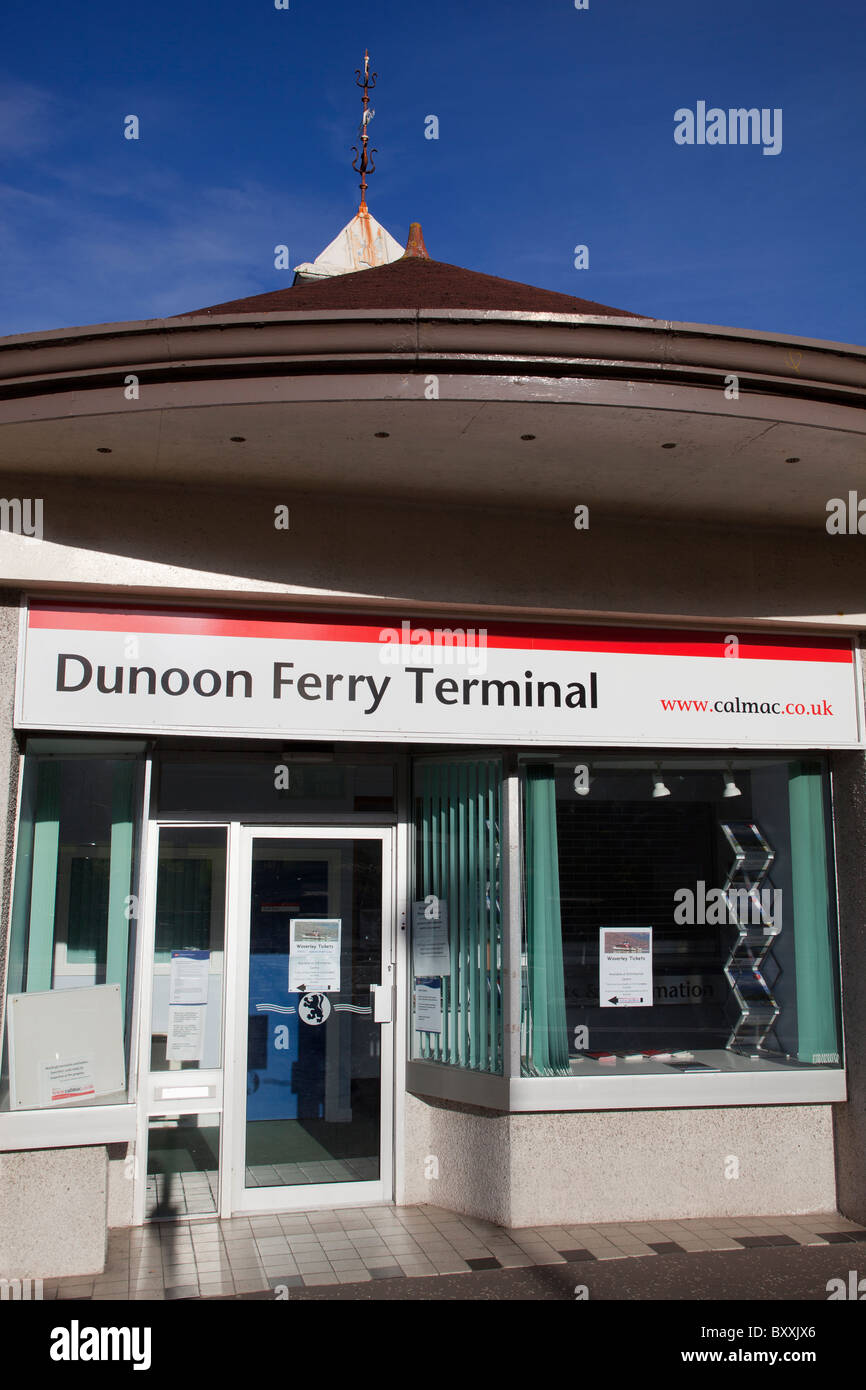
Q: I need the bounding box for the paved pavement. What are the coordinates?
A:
[228,1240,864,1300]
[41,1203,866,1301]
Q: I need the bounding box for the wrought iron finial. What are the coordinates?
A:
[351,49,378,211]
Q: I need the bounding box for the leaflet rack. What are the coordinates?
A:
[720,821,780,1056]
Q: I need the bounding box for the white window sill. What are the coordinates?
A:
[0,1096,136,1151]
[407,1055,846,1111]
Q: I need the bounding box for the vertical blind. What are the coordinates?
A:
[415,760,502,1074]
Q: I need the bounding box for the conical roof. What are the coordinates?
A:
[185,224,644,318]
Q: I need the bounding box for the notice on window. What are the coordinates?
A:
[414,978,443,1034]
[599,928,653,1007]
[169,949,210,1005]
[412,899,451,976]
[40,1057,96,1106]
[289,918,341,994]
[166,1006,206,1062]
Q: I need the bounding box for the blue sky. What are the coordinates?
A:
[1,0,863,341]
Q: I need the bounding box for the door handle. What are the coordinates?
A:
[370,982,394,1024]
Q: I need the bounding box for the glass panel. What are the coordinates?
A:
[411,761,503,1073]
[150,828,227,1071]
[521,756,842,1077]
[244,839,383,1189]
[157,757,395,818]
[244,838,382,1188]
[1,753,144,1111]
[146,1114,220,1218]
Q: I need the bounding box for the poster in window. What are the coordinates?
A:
[599,928,653,1007]
[288,918,342,994]
[414,978,443,1033]
[412,899,451,976]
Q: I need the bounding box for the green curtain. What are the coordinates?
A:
[24,760,61,992]
[788,762,840,1063]
[523,765,570,1076]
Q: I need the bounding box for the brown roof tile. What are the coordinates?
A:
[182,256,645,318]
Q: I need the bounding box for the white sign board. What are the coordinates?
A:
[6,983,126,1109]
[14,602,862,748]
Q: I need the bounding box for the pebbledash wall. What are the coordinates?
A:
[1,291,866,1276]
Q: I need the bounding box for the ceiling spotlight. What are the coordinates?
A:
[785,457,800,463]
[661,442,677,450]
[723,767,742,798]
[229,436,246,443]
[652,766,671,798]
[96,447,112,454]
[375,431,390,438]
[521,434,536,441]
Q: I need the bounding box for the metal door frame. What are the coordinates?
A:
[133,818,231,1226]
[226,825,395,1215]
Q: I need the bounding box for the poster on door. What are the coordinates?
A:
[599,928,653,1007]
[169,949,210,1005]
[166,1006,206,1062]
[288,918,342,994]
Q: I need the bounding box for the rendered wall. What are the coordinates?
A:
[0,1146,107,1278]
[402,1092,837,1227]
[0,477,865,629]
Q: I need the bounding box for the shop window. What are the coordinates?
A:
[411,760,503,1074]
[156,755,395,818]
[150,827,227,1072]
[1,751,145,1111]
[521,758,842,1078]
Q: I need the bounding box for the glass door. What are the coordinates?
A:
[228,827,394,1212]
[135,823,229,1224]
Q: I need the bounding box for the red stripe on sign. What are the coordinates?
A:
[26,602,854,663]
